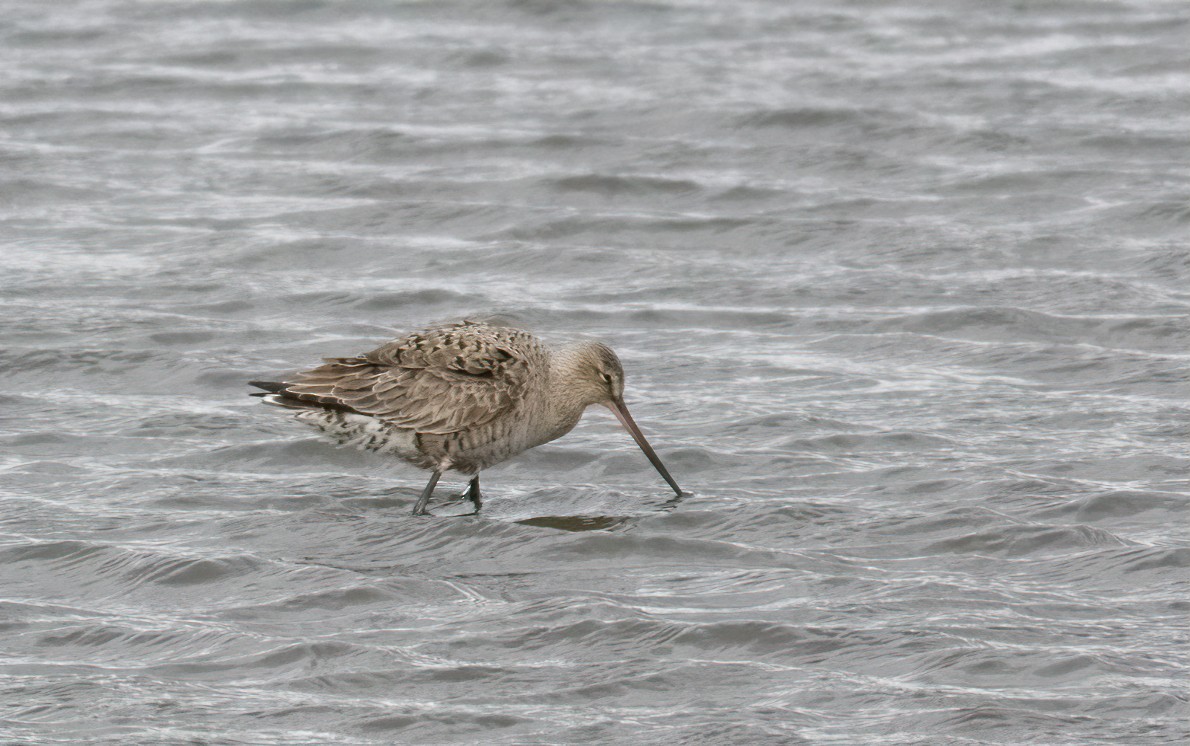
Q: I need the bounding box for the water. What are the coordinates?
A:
[2,0,1189,743]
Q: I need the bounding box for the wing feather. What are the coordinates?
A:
[275,321,542,435]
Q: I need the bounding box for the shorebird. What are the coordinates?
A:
[250,319,682,515]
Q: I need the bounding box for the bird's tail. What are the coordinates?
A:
[248,380,308,409]
[250,379,353,412]
[248,380,286,396]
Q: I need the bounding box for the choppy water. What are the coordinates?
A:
[3,0,1189,743]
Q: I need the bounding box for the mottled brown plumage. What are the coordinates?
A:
[250,320,682,515]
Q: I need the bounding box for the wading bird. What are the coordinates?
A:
[250,320,682,515]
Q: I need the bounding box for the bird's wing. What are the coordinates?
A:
[273,321,541,434]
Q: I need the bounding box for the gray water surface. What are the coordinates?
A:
[2,1,1189,743]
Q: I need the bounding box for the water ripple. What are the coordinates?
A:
[3,0,1188,742]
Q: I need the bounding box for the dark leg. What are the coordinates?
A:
[412,470,441,516]
[465,475,482,511]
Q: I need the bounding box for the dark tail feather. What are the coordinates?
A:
[249,380,287,396]
[248,379,363,415]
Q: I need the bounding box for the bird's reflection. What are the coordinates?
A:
[515,514,631,532]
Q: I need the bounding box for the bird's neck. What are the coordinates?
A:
[536,347,596,445]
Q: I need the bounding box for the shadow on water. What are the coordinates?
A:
[515,514,631,531]
[512,491,688,531]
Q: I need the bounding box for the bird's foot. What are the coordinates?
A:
[412,473,482,517]
[460,476,482,511]
[411,470,441,516]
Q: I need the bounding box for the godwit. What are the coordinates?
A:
[250,320,683,515]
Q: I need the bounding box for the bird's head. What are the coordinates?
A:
[559,341,682,498]
[571,341,625,407]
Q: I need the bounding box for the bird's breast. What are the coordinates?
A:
[529,405,585,449]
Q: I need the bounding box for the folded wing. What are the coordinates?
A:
[264,321,539,435]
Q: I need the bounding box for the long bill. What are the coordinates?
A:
[608,398,684,497]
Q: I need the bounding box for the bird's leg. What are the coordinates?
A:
[462,475,482,511]
[412,470,441,516]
